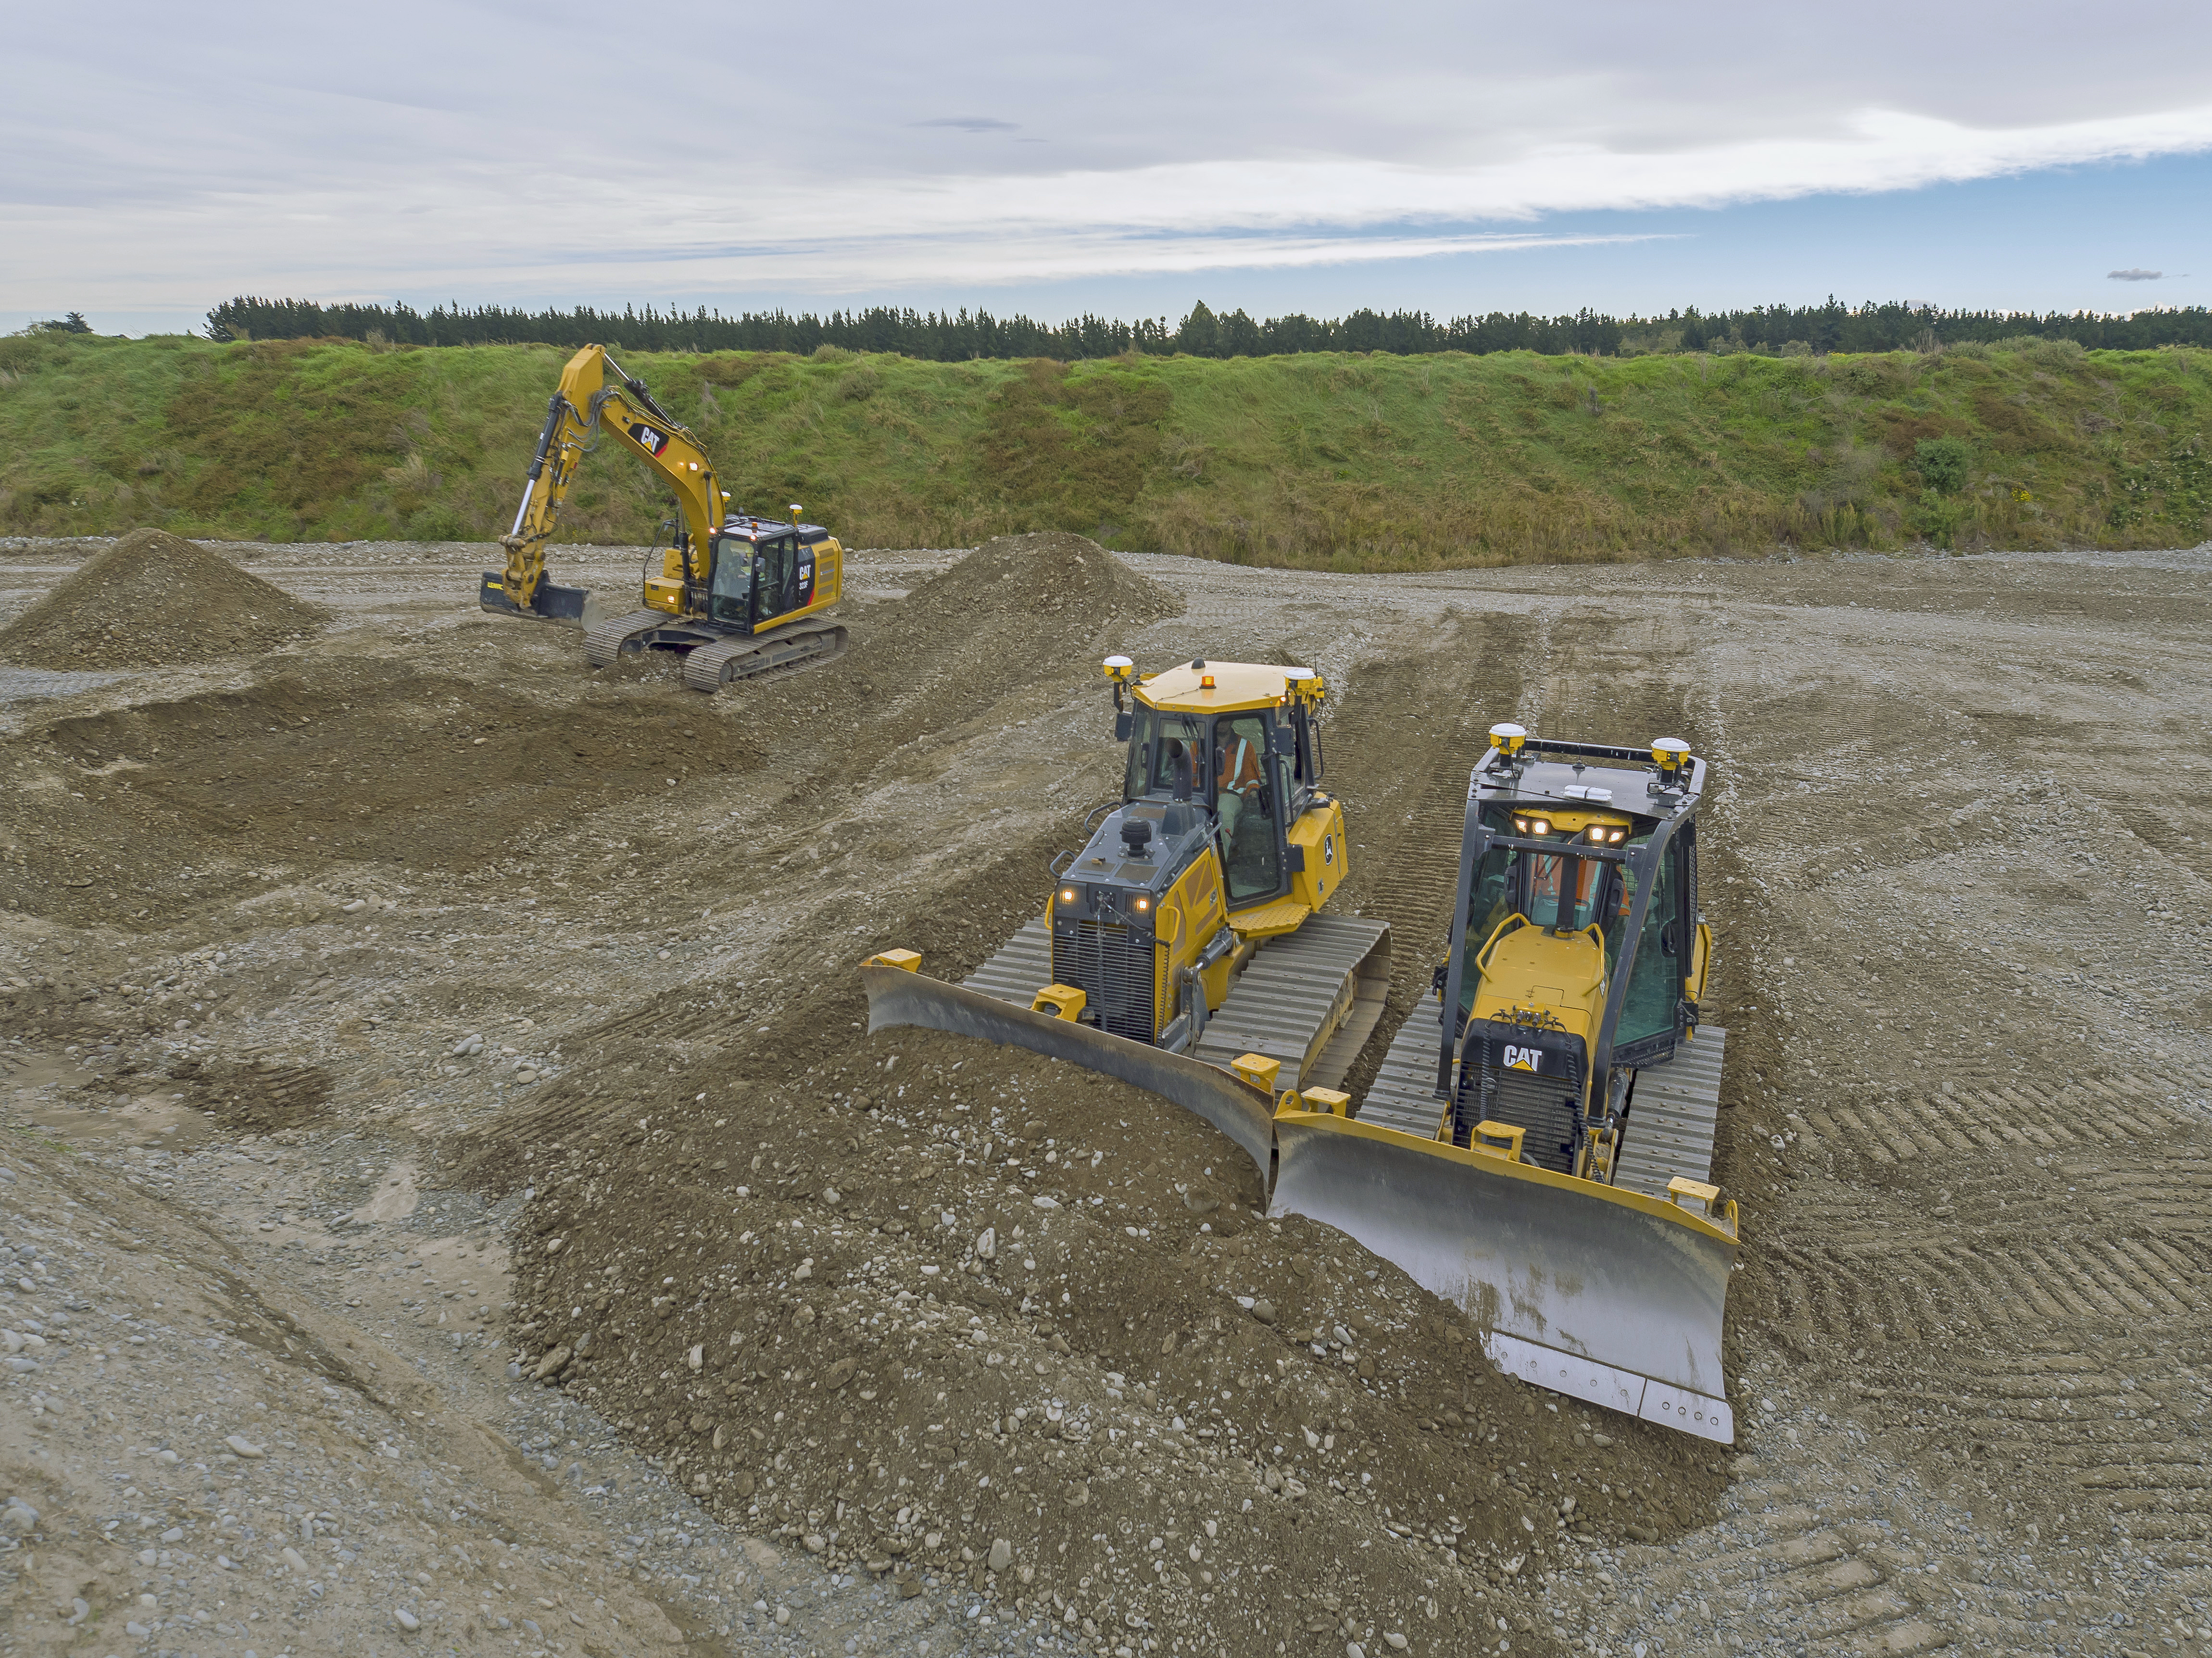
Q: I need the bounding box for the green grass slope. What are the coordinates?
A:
[1,332,2206,567]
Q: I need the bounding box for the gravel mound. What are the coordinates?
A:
[0,527,326,668]
[731,533,1182,781]
[884,530,1182,643]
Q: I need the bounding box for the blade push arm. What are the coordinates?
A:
[498,343,726,613]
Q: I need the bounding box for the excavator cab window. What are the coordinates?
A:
[707,535,752,624]
[753,535,800,622]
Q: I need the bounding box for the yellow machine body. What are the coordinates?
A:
[481,343,842,643]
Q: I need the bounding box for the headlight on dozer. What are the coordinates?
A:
[1059,886,1081,907]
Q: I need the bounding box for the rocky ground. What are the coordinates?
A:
[2,530,2210,1658]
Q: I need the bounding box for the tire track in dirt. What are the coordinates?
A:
[1600,577,2212,1655]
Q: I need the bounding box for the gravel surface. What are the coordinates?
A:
[3,531,2211,1658]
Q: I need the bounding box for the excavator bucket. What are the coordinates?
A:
[479,571,589,623]
[1272,1112,1738,1443]
[861,956,1278,1192]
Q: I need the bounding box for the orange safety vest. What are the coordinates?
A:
[1218,736,1264,795]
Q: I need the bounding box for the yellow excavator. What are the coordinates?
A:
[866,691,1741,1442]
[479,343,847,690]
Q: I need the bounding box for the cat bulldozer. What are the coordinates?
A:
[478,343,847,691]
[1272,724,1737,1441]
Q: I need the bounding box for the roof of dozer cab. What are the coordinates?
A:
[1138,660,1322,715]
[1479,745,1705,820]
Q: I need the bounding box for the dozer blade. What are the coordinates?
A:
[862,960,1277,1191]
[479,572,589,623]
[1273,1113,1738,1443]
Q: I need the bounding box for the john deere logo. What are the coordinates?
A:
[1501,1044,1543,1072]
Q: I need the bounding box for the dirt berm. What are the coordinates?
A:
[0,527,326,668]
[729,531,1182,783]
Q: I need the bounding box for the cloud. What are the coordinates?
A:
[2,0,2210,314]
[2107,267,2164,280]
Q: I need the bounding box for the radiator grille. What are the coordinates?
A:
[1453,1028,1585,1174]
[1052,921,1156,1043]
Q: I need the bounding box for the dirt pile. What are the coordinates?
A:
[467,948,1719,1658]
[4,653,763,927]
[0,527,326,668]
[882,530,1182,643]
[730,533,1183,790]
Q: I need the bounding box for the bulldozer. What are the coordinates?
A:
[1272,723,1737,1440]
[865,656,1391,1177]
[865,684,1740,1442]
[478,343,847,691]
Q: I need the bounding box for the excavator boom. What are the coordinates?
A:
[482,344,725,622]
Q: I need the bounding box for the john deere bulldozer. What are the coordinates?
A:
[865,656,1391,1178]
[479,343,847,691]
[863,675,1739,1440]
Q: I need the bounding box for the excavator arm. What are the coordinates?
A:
[482,344,726,622]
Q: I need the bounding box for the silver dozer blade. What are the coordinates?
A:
[861,961,1278,1192]
[1273,1117,1738,1443]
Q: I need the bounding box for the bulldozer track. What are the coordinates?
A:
[1193,914,1391,1090]
[1614,1028,1728,1198]
[1358,1001,1449,1136]
[960,913,1392,1096]
[962,917,1054,1003]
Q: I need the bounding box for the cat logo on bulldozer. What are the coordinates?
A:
[1502,1044,1544,1071]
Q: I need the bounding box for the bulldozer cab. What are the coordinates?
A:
[1441,732,1707,1144]
[1119,682,1321,910]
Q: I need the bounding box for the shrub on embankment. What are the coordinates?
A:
[0,330,2206,566]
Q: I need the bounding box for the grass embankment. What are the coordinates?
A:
[0,332,2206,566]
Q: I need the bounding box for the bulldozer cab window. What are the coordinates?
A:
[1616,838,1684,1050]
[1460,827,1625,1014]
[1216,712,1282,905]
[1125,709,1208,800]
[1527,852,1604,932]
[707,535,752,624]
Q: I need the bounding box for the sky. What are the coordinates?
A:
[5,0,2210,337]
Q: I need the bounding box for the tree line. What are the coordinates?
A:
[203,293,2212,360]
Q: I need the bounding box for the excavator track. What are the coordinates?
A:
[582,609,686,669]
[681,623,850,691]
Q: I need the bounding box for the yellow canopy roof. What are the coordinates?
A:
[1138,660,1318,713]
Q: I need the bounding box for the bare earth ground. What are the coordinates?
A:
[1,532,2210,1658]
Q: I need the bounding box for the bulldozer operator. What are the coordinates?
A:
[1215,715,1268,867]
